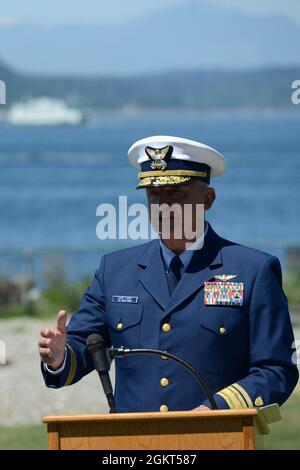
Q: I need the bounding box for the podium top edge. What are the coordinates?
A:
[42,408,260,424]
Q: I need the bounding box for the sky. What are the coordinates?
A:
[0,0,300,26]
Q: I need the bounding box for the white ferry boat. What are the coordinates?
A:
[6,97,85,126]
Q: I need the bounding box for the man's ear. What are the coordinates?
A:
[204,187,216,211]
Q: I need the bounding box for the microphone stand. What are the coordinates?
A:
[109,347,217,410]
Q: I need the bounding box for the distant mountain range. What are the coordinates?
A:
[0,1,299,76]
[1,58,300,111]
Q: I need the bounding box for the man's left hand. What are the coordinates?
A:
[191,405,210,411]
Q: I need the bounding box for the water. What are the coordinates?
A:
[0,111,300,282]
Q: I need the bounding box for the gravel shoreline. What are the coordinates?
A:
[0,318,112,426]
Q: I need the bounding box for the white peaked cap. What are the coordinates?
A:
[128,135,226,188]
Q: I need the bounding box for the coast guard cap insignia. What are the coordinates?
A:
[145,145,172,170]
[214,274,237,281]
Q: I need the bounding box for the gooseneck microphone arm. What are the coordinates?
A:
[109,347,218,410]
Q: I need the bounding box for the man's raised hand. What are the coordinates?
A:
[39,310,67,369]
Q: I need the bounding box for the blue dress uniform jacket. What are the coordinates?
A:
[42,223,299,412]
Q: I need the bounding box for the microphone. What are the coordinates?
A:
[109,347,217,410]
[86,334,116,413]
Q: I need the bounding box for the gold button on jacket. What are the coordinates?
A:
[160,405,169,412]
[162,323,171,333]
[160,377,169,387]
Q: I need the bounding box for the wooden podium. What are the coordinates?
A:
[43,406,281,450]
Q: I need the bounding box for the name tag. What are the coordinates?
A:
[204,282,244,306]
[112,295,139,304]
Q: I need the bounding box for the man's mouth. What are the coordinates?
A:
[159,213,175,220]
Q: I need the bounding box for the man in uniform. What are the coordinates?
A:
[39,136,298,412]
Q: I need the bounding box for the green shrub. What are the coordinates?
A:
[0,277,91,319]
[284,269,300,305]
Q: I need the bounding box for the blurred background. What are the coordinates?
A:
[0,0,299,449]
